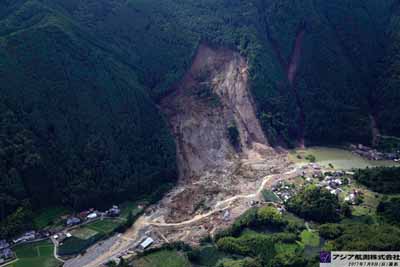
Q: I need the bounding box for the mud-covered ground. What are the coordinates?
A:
[65,44,295,267]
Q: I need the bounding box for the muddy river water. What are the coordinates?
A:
[289,147,399,170]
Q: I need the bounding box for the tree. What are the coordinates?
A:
[377,197,400,223]
[286,185,345,223]
[257,206,284,228]
[270,251,309,267]
[354,167,400,193]
[228,124,240,149]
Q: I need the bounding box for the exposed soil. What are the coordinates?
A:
[288,27,307,147]
[159,44,277,223]
[66,44,294,267]
[264,21,307,147]
[370,113,381,146]
[287,28,306,85]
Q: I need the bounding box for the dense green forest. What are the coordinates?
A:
[2,0,400,237]
[286,185,350,223]
[354,167,400,193]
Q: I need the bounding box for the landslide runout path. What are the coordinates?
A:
[264,20,307,147]
[148,167,297,227]
[73,167,298,267]
[68,44,295,267]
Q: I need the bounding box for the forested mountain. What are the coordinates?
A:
[1,0,400,235]
[0,0,178,228]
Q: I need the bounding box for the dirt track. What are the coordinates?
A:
[64,165,298,267]
[65,44,297,267]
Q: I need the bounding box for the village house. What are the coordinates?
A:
[66,217,81,226]
[0,240,9,250]
[106,205,121,217]
[139,237,154,250]
[13,231,36,244]
[87,212,98,220]
[0,248,13,263]
[344,190,363,204]
[223,210,230,221]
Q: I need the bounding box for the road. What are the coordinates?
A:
[67,167,299,267]
[148,168,298,227]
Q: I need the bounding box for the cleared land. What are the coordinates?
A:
[6,240,61,267]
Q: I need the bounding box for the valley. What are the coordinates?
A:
[2,1,400,267]
[63,43,290,267]
[61,44,399,267]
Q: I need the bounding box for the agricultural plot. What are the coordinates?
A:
[86,219,120,235]
[70,227,98,240]
[6,240,61,267]
[59,218,120,256]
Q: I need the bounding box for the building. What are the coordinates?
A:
[107,205,121,217]
[223,210,230,221]
[0,248,13,260]
[0,240,9,250]
[13,231,36,244]
[87,213,98,220]
[139,237,154,250]
[66,217,81,226]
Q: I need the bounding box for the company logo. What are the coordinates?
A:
[320,251,331,263]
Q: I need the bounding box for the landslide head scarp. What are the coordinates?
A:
[161,44,274,180]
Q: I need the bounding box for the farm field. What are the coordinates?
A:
[58,201,146,256]
[6,240,61,267]
[86,219,121,235]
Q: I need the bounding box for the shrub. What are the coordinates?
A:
[228,124,240,149]
[286,185,345,223]
[319,224,343,240]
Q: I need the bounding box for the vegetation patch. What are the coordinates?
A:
[120,201,145,219]
[187,246,230,267]
[227,123,240,149]
[261,190,280,203]
[133,250,190,267]
[86,219,120,235]
[274,243,299,254]
[354,167,400,193]
[6,240,61,267]
[300,230,320,247]
[377,197,400,223]
[70,227,98,240]
[286,185,350,223]
[58,234,103,256]
[322,223,400,251]
[33,207,71,229]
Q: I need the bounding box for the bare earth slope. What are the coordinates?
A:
[65,44,292,267]
[158,44,277,223]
